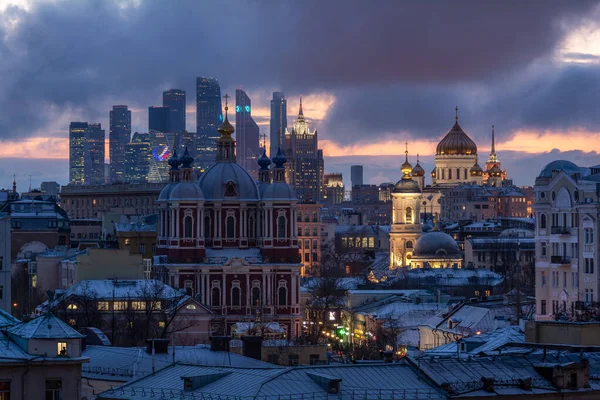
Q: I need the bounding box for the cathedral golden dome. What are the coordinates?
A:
[412,154,425,177]
[436,107,477,156]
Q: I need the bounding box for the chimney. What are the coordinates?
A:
[146,338,169,354]
[518,377,532,391]
[481,377,495,392]
[210,336,231,352]
[241,335,263,360]
[382,350,393,363]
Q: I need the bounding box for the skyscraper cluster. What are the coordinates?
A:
[67,80,325,201]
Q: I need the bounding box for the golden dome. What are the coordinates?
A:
[218,95,235,139]
[401,146,412,180]
[412,154,425,177]
[436,108,477,156]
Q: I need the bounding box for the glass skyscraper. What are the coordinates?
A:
[270,91,287,158]
[163,89,186,133]
[235,89,260,177]
[124,132,151,183]
[109,105,132,183]
[195,77,222,171]
[149,106,170,133]
[84,123,105,185]
[69,122,87,185]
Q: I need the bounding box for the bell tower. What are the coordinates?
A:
[389,145,423,269]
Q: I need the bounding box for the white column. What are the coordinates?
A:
[175,207,180,238]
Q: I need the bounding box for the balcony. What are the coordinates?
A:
[550,255,571,265]
[551,226,570,235]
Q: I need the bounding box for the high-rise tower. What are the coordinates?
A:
[235,89,260,177]
[270,92,287,158]
[284,98,324,202]
[109,105,132,183]
[148,106,170,133]
[69,122,88,185]
[196,77,222,171]
[484,125,507,184]
[163,89,186,133]
[84,123,105,185]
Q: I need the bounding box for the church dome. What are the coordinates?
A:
[262,182,297,201]
[436,121,477,156]
[197,163,260,201]
[538,160,580,178]
[412,163,425,177]
[413,231,460,257]
[392,179,421,194]
[470,162,484,176]
[169,182,204,201]
[158,183,176,202]
[488,164,503,176]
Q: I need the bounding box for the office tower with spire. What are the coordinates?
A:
[163,89,186,133]
[270,92,287,158]
[84,123,105,185]
[235,89,260,177]
[196,77,222,171]
[284,98,324,202]
[109,105,132,183]
[69,122,87,185]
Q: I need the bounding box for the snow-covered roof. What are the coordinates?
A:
[0,309,20,328]
[8,313,84,339]
[384,268,504,288]
[83,344,274,381]
[424,326,525,356]
[97,362,442,400]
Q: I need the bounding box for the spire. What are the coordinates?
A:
[455,106,459,122]
[401,142,413,180]
[217,94,235,138]
[12,174,16,194]
[491,125,496,155]
[299,96,304,117]
[216,94,236,162]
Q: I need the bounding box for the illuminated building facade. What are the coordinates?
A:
[284,98,324,202]
[269,92,287,159]
[297,201,322,276]
[83,123,105,186]
[195,77,222,171]
[69,122,87,185]
[235,89,260,177]
[149,106,170,133]
[163,89,186,133]
[323,173,345,205]
[124,132,151,183]
[109,105,132,183]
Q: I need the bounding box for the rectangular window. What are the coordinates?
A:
[541,300,547,315]
[131,301,146,311]
[57,341,67,356]
[572,272,579,288]
[113,301,127,311]
[563,271,567,288]
[585,228,594,244]
[585,258,595,274]
[552,271,559,287]
[0,381,10,399]
[45,379,62,400]
[541,271,546,286]
[97,301,109,311]
[139,244,145,254]
[0,256,3,270]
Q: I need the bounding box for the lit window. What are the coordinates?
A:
[113,301,127,311]
[68,319,76,326]
[57,342,67,356]
[131,301,146,311]
[158,321,166,328]
[97,301,109,311]
[124,238,131,245]
[67,304,77,310]
[186,304,197,310]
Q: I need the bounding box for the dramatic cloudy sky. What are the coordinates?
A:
[1,0,600,189]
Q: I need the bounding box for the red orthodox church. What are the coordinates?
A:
[155,98,302,338]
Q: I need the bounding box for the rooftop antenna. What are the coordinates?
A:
[29,175,32,191]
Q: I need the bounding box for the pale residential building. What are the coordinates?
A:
[534,160,600,320]
[0,213,10,312]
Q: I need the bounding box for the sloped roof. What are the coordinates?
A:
[424,326,525,356]
[8,313,83,339]
[0,309,20,328]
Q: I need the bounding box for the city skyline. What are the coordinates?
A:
[2,2,600,189]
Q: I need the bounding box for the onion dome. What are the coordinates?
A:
[168,148,181,170]
[257,148,272,170]
[436,107,477,156]
[470,159,484,176]
[414,231,461,257]
[272,147,287,168]
[393,146,421,193]
[217,97,235,138]
[412,154,425,177]
[180,147,193,168]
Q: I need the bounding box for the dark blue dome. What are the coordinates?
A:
[180,147,194,168]
[257,148,272,170]
[538,160,580,178]
[168,148,181,170]
[272,147,287,168]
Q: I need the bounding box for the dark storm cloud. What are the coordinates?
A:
[321,64,600,145]
[0,0,596,139]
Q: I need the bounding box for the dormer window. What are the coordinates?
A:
[57,342,67,356]
[225,181,237,197]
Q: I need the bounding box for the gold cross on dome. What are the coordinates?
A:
[223,94,230,110]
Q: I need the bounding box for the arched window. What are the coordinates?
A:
[204,216,211,238]
[448,169,452,179]
[406,241,413,249]
[248,216,255,239]
[184,216,193,238]
[231,286,241,307]
[541,242,547,256]
[278,286,287,306]
[211,287,220,306]
[405,207,413,224]
[277,215,286,238]
[225,181,236,197]
[226,216,235,239]
[304,228,310,236]
[540,214,547,229]
[184,280,193,296]
[251,286,261,306]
